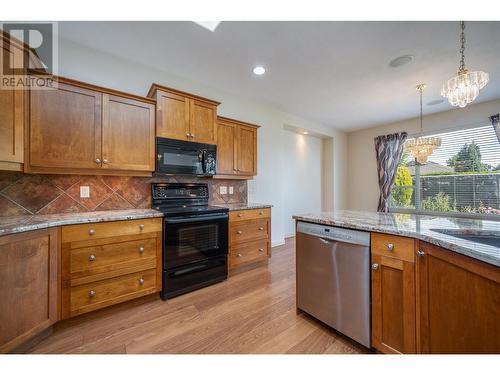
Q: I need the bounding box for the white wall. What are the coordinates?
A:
[347,98,500,211]
[57,39,348,246]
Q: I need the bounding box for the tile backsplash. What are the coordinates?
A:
[0,172,247,216]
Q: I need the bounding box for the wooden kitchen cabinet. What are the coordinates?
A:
[26,75,156,176]
[0,228,59,353]
[416,242,500,353]
[60,218,162,319]
[0,33,26,171]
[148,84,219,144]
[216,116,258,179]
[229,208,271,271]
[371,233,416,354]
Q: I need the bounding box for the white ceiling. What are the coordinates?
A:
[58,21,500,131]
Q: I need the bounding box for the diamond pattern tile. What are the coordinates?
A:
[0,195,31,216]
[37,194,87,215]
[66,176,113,210]
[2,174,62,213]
[96,193,134,211]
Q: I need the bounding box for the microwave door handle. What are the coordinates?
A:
[201,150,207,174]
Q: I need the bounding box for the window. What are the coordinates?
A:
[389,124,500,218]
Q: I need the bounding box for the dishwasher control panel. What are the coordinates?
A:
[296,221,370,246]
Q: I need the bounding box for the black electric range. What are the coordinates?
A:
[152,183,229,300]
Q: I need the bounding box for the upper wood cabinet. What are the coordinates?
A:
[216,116,259,179]
[0,33,26,171]
[0,228,59,353]
[148,84,219,145]
[416,242,500,354]
[371,233,416,354]
[26,76,156,176]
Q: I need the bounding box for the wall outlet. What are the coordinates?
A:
[229,186,234,195]
[219,186,227,195]
[80,186,90,198]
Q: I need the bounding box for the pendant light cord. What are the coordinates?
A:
[459,21,466,72]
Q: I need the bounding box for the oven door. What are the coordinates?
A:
[163,213,228,269]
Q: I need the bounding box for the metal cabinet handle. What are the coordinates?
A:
[258,227,264,231]
[139,278,145,285]
[237,253,242,257]
[237,213,243,217]
[237,230,243,234]
[88,290,96,298]
[139,224,145,230]
[416,250,425,257]
[186,133,191,137]
[191,134,195,138]
[259,211,263,215]
[386,243,394,251]
[88,229,95,235]
[258,248,264,252]
[102,159,109,164]
[372,263,379,270]
[138,246,145,253]
[157,154,163,160]
[88,254,96,262]
[95,158,101,164]
[319,238,329,244]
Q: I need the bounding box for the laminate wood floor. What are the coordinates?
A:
[29,237,369,354]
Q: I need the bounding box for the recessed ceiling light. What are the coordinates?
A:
[253,66,266,76]
[193,21,221,32]
[389,54,414,68]
[427,99,445,106]
[303,131,309,135]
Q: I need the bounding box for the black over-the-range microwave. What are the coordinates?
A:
[156,137,217,176]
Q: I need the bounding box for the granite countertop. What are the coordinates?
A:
[0,209,164,237]
[214,203,273,211]
[293,210,500,267]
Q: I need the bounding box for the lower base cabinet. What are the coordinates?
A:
[417,242,500,353]
[0,228,59,353]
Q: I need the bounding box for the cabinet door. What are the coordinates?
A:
[372,254,416,354]
[236,125,257,175]
[30,82,102,169]
[0,41,24,169]
[156,90,189,141]
[189,99,217,144]
[417,242,500,353]
[102,94,155,171]
[216,120,237,175]
[0,228,58,353]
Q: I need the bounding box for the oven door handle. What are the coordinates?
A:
[169,261,221,278]
[164,213,228,224]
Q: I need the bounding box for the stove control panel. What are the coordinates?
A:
[152,183,209,200]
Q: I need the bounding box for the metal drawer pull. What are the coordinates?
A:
[88,229,95,235]
[186,133,191,137]
[258,248,264,252]
[102,159,109,164]
[139,224,145,230]
[259,211,263,215]
[191,134,195,138]
[139,278,145,285]
[372,263,379,270]
[237,230,243,234]
[95,158,101,164]
[416,250,425,257]
[386,243,394,251]
[88,290,96,298]
[237,213,243,217]
[319,238,329,244]
[88,254,96,262]
[259,227,264,231]
[138,246,145,253]
[237,253,242,257]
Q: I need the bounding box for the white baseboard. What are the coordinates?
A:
[284,233,296,239]
[271,240,286,247]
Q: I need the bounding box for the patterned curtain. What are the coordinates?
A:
[490,114,500,143]
[374,132,408,212]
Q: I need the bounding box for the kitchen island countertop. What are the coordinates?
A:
[293,210,499,267]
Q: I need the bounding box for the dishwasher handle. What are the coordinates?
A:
[319,238,330,244]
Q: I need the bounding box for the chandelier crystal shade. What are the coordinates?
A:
[441,21,489,108]
[405,84,442,165]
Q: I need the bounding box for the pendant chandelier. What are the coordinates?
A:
[405,84,442,165]
[441,21,489,108]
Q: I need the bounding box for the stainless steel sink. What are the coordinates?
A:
[430,229,500,247]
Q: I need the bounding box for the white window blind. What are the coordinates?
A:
[389,124,500,218]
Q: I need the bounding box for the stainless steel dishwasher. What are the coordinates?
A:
[296,221,371,348]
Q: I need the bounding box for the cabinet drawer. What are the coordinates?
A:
[372,233,415,262]
[68,268,156,317]
[229,208,270,222]
[67,237,157,279]
[231,219,269,244]
[231,239,269,268]
[62,218,162,243]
